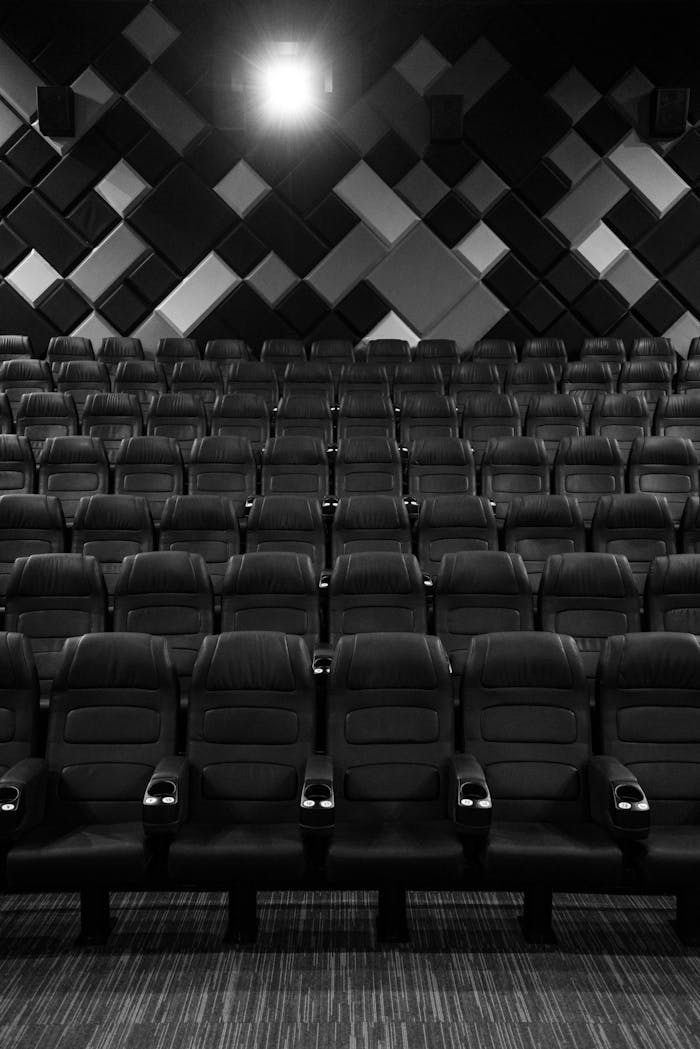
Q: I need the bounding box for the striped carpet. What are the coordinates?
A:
[0,890,697,1048]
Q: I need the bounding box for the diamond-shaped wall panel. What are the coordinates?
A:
[394,37,449,96]
[70,310,118,344]
[95,160,149,216]
[123,6,180,64]
[337,98,389,155]
[247,253,298,309]
[547,162,628,244]
[363,310,420,346]
[69,223,148,303]
[214,161,270,219]
[456,222,509,277]
[131,311,182,354]
[431,36,509,110]
[307,225,386,307]
[335,162,419,247]
[458,162,507,214]
[548,131,599,185]
[575,223,627,276]
[157,253,239,336]
[127,70,205,155]
[665,312,700,356]
[41,69,116,156]
[426,282,508,350]
[548,68,600,123]
[0,99,22,149]
[0,39,44,121]
[605,251,657,306]
[609,68,654,132]
[396,162,449,217]
[608,131,689,217]
[6,249,60,305]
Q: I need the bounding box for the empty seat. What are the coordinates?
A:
[211,393,270,452]
[46,336,94,374]
[309,338,356,378]
[159,495,239,597]
[146,393,207,463]
[0,494,65,603]
[434,551,533,680]
[654,393,700,456]
[114,436,183,525]
[260,437,329,499]
[521,337,567,382]
[245,496,325,576]
[55,361,111,422]
[460,393,521,468]
[5,553,106,700]
[472,339,517,383]
[589,392,651,460]
[480,436,550,526]
[334,437,402,498]
[260,338,306,381]
[113,551,213,698]
[0,336,33,363]
[417,495,498,577]
[155,337,200,378]
[364,338,411,377]
[392,362,444,407]
[113,359,168,413]
[580,337,626,379]
[628,436,699,523]
[221,553,320,649]
[681,494,700,553]
[619,360,673,410]
[630,336,677,373]
[560,361,615,424]
[675,359,700,394]
[504,495,586,593]
[167,631,317,937]
[337,391,395,442]
[553,436,625,525]
[449,362,501,409]
[462,631,625,943]
[5,631,178,942]
[226,361,279,409]
[0,359,53,413]
[37,437,109,524]
[408,438,476,499]
[0,393,12,435]
[539,552,641,690]
[274,393,333,445]
[524,393,585,465]
[689,337,700,359]
[332,495,411,559]
[81,392,142,464]
[505,361,558,414]
[337,364,391,400]
[71,494,154,601]
[15,392,78,457]
[187,436,256,514]
[646,554,700,633]
[0,631,39,772]
[0,435,35,495]
[281,362,335,401]
[96,336,143,378]
[170,360,224,420]
[414,338,460,380]
[328,552,427,646]
[203,338,251,365]
[592,493,676,594]
[398,393,459,445]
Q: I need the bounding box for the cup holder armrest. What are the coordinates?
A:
[449,754,491,834]
[143,756,189,836]
[300,754,334,834]
[312,644,334,676]
[589,754,650,839]
[0,758,48,839]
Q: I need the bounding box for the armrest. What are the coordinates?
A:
[0,758,47,839]
[312,643,334,676]
[449,753,492,835]
[143,756,189,837]
[300,754,334,834]
[589,755,650,840]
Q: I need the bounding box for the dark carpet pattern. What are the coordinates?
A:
[0,890,697,1048]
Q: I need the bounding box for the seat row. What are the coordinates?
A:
[0,627,697,947]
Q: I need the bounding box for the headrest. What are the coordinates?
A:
[630,436,697,467]
[600,632,700,692]
[171,360,221,383]
[400,393,456,417]
[0,336,31,354]
[469,631,583,691]
[420,494,494,528]
[563,361,614,383]
[594,493,674,531]
[337,437,400,464]
[56,361,109,384]
[159,495,237,531]
[541,552,637,598]
[156,337,199,357]
[332,552,422,595]
[74,494,152,532]
[339,632,448,691]
[631,337,674,357]
[116,551,209,595]
[334,495,409,529]
[58,632,172,691]
[262,436,327,465]
[437,551,530,594]
[621,360,672,382]
[116,436,182,465]
[189,436,255,465]
[84,392,140,417]
[581,337,625,358]
[556,435,623,466]
[410,437,472,465]
[451,362,499,384]
[527,394,581,418]
[99,336,143,357]
[283,362,333,383]
[507,361,556,384]
[277,394,332,418]
[647,554,700,594]
[0,493,63,529]
[47,336,93,358]
[522,338,566,359]
[505,494,583,530]
[0,435,33,464]
[18,392,75,418]
[205,338,250,359]
[460,392,519,417]
[416,338,457,357]
[0,359,50,380]
[247,495,322,530]
[338,364,389,384]
[484,436,547,466]
[227,361,277,382]
[225,552,315,595]
[473,339,517,360]
[198,631,307,693]
[148,393,205,417]
[38,436,107,466]
[214,393,268,417]
[261,338,305,358]
[593,393,649,418]
[367,338,410,358]
[310,339,353,358]
[114,359,165,383]
[394,362,442,384]
[657,393,700,419]
[9,553,101,597]
[338,391,393,416]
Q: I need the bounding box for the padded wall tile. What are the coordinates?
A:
[38,131,119,213]
[337,98,389,154]
[99,283,150,334]
[0,98,22,149]
[246,252,298,308]
[157,252,239,336]
[95,160,149,216]
[635,193,700,274]
[6,249,60,305]
[126,128,178,185]
[277,283,329,336]
[68,192,119,244]
[5,128,55,181]
[668,244,700,315]
[276,134,360,216]
[430,36,508,110]
[130,311,181,354]
[666,130,700,184]
[517,284,565,333]
[609,68,653,133]
[574,281,628,333]
[487,193,566,274]
[93,98,149,153]
[127,70,205,155]
[69,222,148,302]
[129,163,236,274]
[482,310,533,346]
[483,254,537,308]
[608,131,689,217]
[245,194,328,276]
[214,160,270,218]
[426,281,508,351]
[548,131,599,185]
[0,283,56,351]
[458,161,507,215]
[396,162,449,217]
[0,221,28,274]
[336,281,391,336]
[575,98,630,156]
[335,161,418,247]
[634,283,686,335]
[575,222,627,276]
[546,162,627,243]
[545,253,595,304]
[456,222,508,277]
[392,97,432,156]
[369,224,475,332]
[517,160,570,216]
[70,310,117,344]
[665,311,700,356]
[609,313,653,345]
[93,35,149,94]
[423,141,478,187]
[604,192,657,246]
[394,36,449,95]
[365,131,419,187]
[123,6,180,64]
[307,224,386,306]
[361,308,418,345]
[7,192,87,274]
[605,251,657,306]
[307,194,359,247]
[41,69,116,157]
[424,193,477,248]
[216,224,268,279]
[0,39,44,120]
[125,254,178,307]
[38,282,91,334]
[547,67,600,123]
[185,132,242,189]
[366,69,422,127]
[544,310,591,349]
[210,283,297,348]
[0,161,27,210]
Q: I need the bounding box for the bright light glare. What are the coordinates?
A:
[260,58,316,119]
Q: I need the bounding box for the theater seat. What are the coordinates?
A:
[155,337,200,379]
[274,393,333,445]
[15,392,78,457]
[167,631,316,941]
[37,436,109,524]
[332,495,411,559]
[245,496,325,576]
[146,393,207,464]
[580,337,626,379]
[0,494,65,604]
[392,362,444,407]
[521,337,567,382]
[71,494,154,602]
[5,632,178,942]
[627,436,698,524]
[221,553,320,650]
[0,336,33,363]
[96,336,143,379]
[654,393,700,457]
[414,338,459,380]
[619,360,673,411]
[591,493,676,595]
[203,339,251,365]
[461,631,626,942]
[46,336,94,375]
[459,393,521,468]
[211,393,270,452]
[505,361,557,414]
[0,359,53,415]
[589,392,652,460]
[629,336,677,374]
[434,551,533,681]
[113,359,168,414]
[337,364,391,400]
[408,438,476,499]
[417,495,498,577]
[524,394,585,465]
[334,438,402,498]
[0,436,35,496]
[560,361,615,424]
[328,552,427,646]
[553,436,625,526]
[337,391,395,442]
[281,362,335,402]
[0,631,40,778]
[113,551,213,700]
[398,393,459,445]
[260,436,329,499]
[5,553,106,701]
[170,360,224,421]
[187,436,256,515]
[365,338,411,378]
[449,362,501,410]
[113,436,184,525]
[309,339,355,379]
[681,494,700,552]
[645,554,700,634]
[504,495,585,594]
[675,359,700,394]
[55,361,110,422]
[480,436,550,527]
[261,338,307,379]
[81,393,142,465]
[472,339,517,383]
[158,495,239,597]
[226,361,279,410]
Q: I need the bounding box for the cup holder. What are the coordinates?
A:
[145,779,177,806]
[302,783,333,809]
[459,781,491,809]
[614,783,648,810]
[0,785,20,813]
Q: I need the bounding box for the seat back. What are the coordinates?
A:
[211,393,270,451]
[0,359,53,414]
[328,552,427,646]
[645,554,700,634]
[81,392,142,465]
[0,632,39,772]
[187,436,256,513]
[221,553,320,649]
[332,495,411,559]
[580,337,626,379]
[561,361,615,423]
[155,337,200,378]
[472,339,517,383]
[619,360,673,410]
[145,393,207,463]
[113,359,169,413]
[654,393,700,458]
[281,362,335,402]
[589,392,651,459]
[628,436,698,523]
[629,336,676,374]
[399,393,459,445]
[226,361,279,409]
[159,495,239,596]
[0,336,33,363]
[0,435,34,496]
[676,359,700,394]
[480,436,550,525]
[505,361,557,413]
[0,494,65,602]
[417,495,498,576]
[275,393,333,445]
[260,436,329,498]
[392,362,444,407]
[408,438,476,498]
[504,495,585,592]
[46,336,94,375]
[55,361,110,421]
[459,392,521,467]
[334,437,402,498]
[37,436,109,523]
[365,338,411,378]
[414,339,459,381]
[113,436,184,524]
[309,339,356,379]
[524,393,585,464]
[337,391,395,441]
[592,493,676,594]
[96,336,144,378]
[170,360,223,420]
[553,435,625,525]
[15,392,78,456]
[245,496,325,576]
[337,364,391,400]
[521,337,567,381]
[204,339,251,364]
[72,494,154,599]
[449,362,501,407]
[260,338,306,381]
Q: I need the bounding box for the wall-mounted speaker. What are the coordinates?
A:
[430,95,463,143]
[37,86,74,136]
[651,87,689,138]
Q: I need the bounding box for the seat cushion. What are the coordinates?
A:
[327,820,465,886]
[168,823,306,884]
[637,825,700,887]
[483,821,623,886]
[7,821,149,888]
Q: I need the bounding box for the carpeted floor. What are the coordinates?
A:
[0,890,697,1048]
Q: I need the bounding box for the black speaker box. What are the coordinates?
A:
[37,86,74,137]
[430,95,463,142]
[651,88,689,138]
